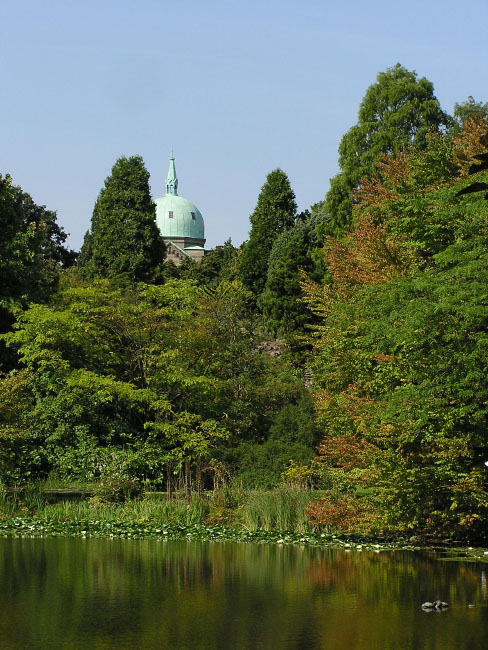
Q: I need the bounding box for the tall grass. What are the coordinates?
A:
[121,496,209,526]
[2,493,210,526]
[0,483,315,534]
[42,501,118,522]
[241,487,313,533]
[0,484,48,517]
[0,490,20,518]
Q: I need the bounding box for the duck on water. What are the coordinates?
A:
[421,600,448,610]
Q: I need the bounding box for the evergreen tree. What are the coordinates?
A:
[325,64,452,231]
[79,156,165,283]
[238,169,297,296]
[259,211,327,335]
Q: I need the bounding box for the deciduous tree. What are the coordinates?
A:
[325,64,452,231]
[0,174,75,369]
[302,118,488,540]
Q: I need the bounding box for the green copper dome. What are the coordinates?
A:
[155,157,205,240]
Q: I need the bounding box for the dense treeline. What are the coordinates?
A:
[0,275,316,489]
[2,64,488,542]
[302,114,488,540]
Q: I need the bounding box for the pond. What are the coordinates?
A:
[0,537,487,649]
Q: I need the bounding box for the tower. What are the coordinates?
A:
[155,157,206,264]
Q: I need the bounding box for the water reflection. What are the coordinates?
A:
[0,538,486,649]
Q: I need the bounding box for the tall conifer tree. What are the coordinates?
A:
[79,156,165,283]
[238,169,297,297]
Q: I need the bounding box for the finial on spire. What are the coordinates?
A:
[166,155,178,196]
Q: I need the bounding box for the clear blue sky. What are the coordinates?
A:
[2,0,487,251]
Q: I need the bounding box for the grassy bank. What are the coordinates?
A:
[2,486,488,561]
[0,484,313,533]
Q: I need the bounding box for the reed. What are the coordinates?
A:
[121,496,209,525]
[0,483,316,534]
[241,486,313,533]
[0,490,19,518]
[14,493,210,526]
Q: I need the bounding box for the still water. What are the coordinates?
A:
[0,537,487,649]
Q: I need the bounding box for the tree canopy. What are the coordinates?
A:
[302,117,488,539]
[3,66,488,541]
[0,174,75,369]
[325,64,452,231]
[0,276,313,486]
[454,96,488,124]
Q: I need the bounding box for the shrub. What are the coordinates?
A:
[306,494,380,535]
[92,477,142,504]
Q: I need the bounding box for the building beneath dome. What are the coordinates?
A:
[155,157,206,265]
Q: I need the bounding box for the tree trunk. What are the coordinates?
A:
[184,460,191,504]
[166,463,173,501]
[195,458,202,495]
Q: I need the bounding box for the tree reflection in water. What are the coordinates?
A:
[0,538,486,649]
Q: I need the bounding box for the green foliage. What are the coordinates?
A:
[325,64,452,230]
[92,478,142,504]
[355,127,488,260]
[367,237,488,537]
[304,121,488,540]
[230,440,314,489]
[175,238,238,288]
[268,392,320,448]
[78,156,165,283]
[166,256,196,282]
[241,486,312,532]
[1,279,225,483]
[239,169,297,296]
[193,281,311,454]
[259,212,328,335]
[0,174,75,369]
[77,230,92,269]
[0,370,46,482]
[1,276,314,488]
[324,172,354,232]
[281,460,315,488]
[0,175,74,304]
[454,96,488,124]
[198,239,238,286]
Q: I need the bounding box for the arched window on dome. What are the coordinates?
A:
[169,211,173,218]
[191,212,196,220]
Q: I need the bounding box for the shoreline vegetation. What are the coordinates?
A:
[3,68,488,548]
[1,485,488,562]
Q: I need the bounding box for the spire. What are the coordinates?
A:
[166,156,178,196]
